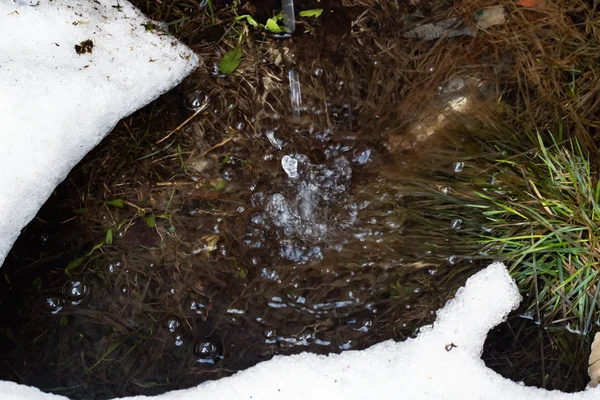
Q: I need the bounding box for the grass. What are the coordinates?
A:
[478,132,600,333]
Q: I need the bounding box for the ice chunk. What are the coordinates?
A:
[0,0,198,266]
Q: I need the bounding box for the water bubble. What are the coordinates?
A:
[338,339,355,350]
[440,186,451,195]
[62,281,90,305]
[175,335,184,347]
[108,261,121,273]
[189,298,209,319]
[452,161,465,173]
[313,67,323,77]
[349,318,372,333]
[263,328,277,343]
[447,255,457,265]
[185,90,210,112]
[428,268,438,275]
[281,155,299,179]
[365,301,378,314]
[194,339,221,364]
[451,218,463,230]
[45,297,64,314]
[166,317,181,333]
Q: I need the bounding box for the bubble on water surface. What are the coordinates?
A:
[184,90,210,112]
[166,317,181,333]
[263,328,277,344]
[45,297,64,314]
[194,339,221,365]
[175,335,184,347]
[453,161,465,173]
[451,218,463,230]
[108,261,121,273]
[62,281,90,305]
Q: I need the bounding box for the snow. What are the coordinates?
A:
[0,0,198,265]
[3,262,600,400]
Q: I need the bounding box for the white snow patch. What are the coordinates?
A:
[3,262,600,399]
[0,0,198,265]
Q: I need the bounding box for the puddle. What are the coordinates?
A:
[0,0,596,398]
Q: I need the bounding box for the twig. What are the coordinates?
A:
[156,104,208,144]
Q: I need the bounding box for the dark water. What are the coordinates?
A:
[0,0,591,398]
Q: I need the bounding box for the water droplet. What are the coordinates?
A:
[313,67,323,77]
[62,281,90,305]
[428,268,438,275]
[440,186,451,195]
[194,339,221,364]
[447,255,457,265]
[45,297,64,314]
[184,90,210,112]
[281,155,299,179]
[166,317,181,333]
